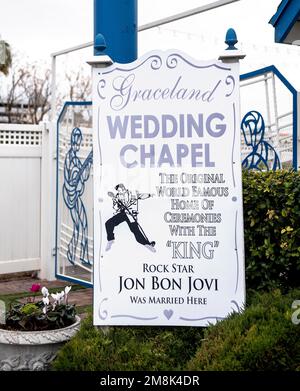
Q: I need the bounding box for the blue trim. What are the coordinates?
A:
[293,94,298,170]
[269,0,290,26]
[56,273,93,289]
[55,101,93,286]
[240,65,297,94]
[277,10,300,44]
[269,0,300,43]
[240,65,298,170]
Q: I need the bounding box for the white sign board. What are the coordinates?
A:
[93,50,245,326]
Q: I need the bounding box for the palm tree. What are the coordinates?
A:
[0,41,12,76]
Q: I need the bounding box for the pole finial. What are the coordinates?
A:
[219,28,245,62]
[225,28,238,50]
[94,33,107,55]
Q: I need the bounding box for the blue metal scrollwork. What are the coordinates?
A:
[241,110,280,171]
[63,127,93,265]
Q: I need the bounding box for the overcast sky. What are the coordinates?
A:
[0,1,299,86]
[1,0,298,130]
[0,0,284,57]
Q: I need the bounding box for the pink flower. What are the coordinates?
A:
[30,284,41,293]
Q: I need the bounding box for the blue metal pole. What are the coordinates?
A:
[94,0,137,63]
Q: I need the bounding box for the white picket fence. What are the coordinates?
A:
[0,123,56,277]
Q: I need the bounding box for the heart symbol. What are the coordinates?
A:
[163,309,173,320]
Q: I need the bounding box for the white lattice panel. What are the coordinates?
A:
[0,123,44,274]
[0,124,42,145]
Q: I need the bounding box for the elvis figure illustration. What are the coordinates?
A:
[63,127,93,265]
[105,184,156,252]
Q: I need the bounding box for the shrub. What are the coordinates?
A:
[53,290,300,371]
[243,170,300,291]
[52,318,204,371]
[187,289,300,371]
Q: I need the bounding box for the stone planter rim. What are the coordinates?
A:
[0,315,81,345]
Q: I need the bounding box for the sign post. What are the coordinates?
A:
[92,31,245,326]
[94,0,137,63]
[0,41,6,66]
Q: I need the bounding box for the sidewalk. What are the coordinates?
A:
[0,275,92,317]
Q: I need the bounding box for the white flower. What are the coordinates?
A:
[51,292,64,303]
[51,292,60,302]
[58,291,64,303]
[41,287,49,297]
[42,296,49,315]
[51,291,64,310]
[65,286,72,295]
[42,297,49,306]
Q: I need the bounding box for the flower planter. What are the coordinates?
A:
[0,315,81,371]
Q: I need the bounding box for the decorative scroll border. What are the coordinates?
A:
[231,102,237,188]
[97,105,103,293]
[100,50,231,76]
[94,51,243,326]
[111,315,158,321]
